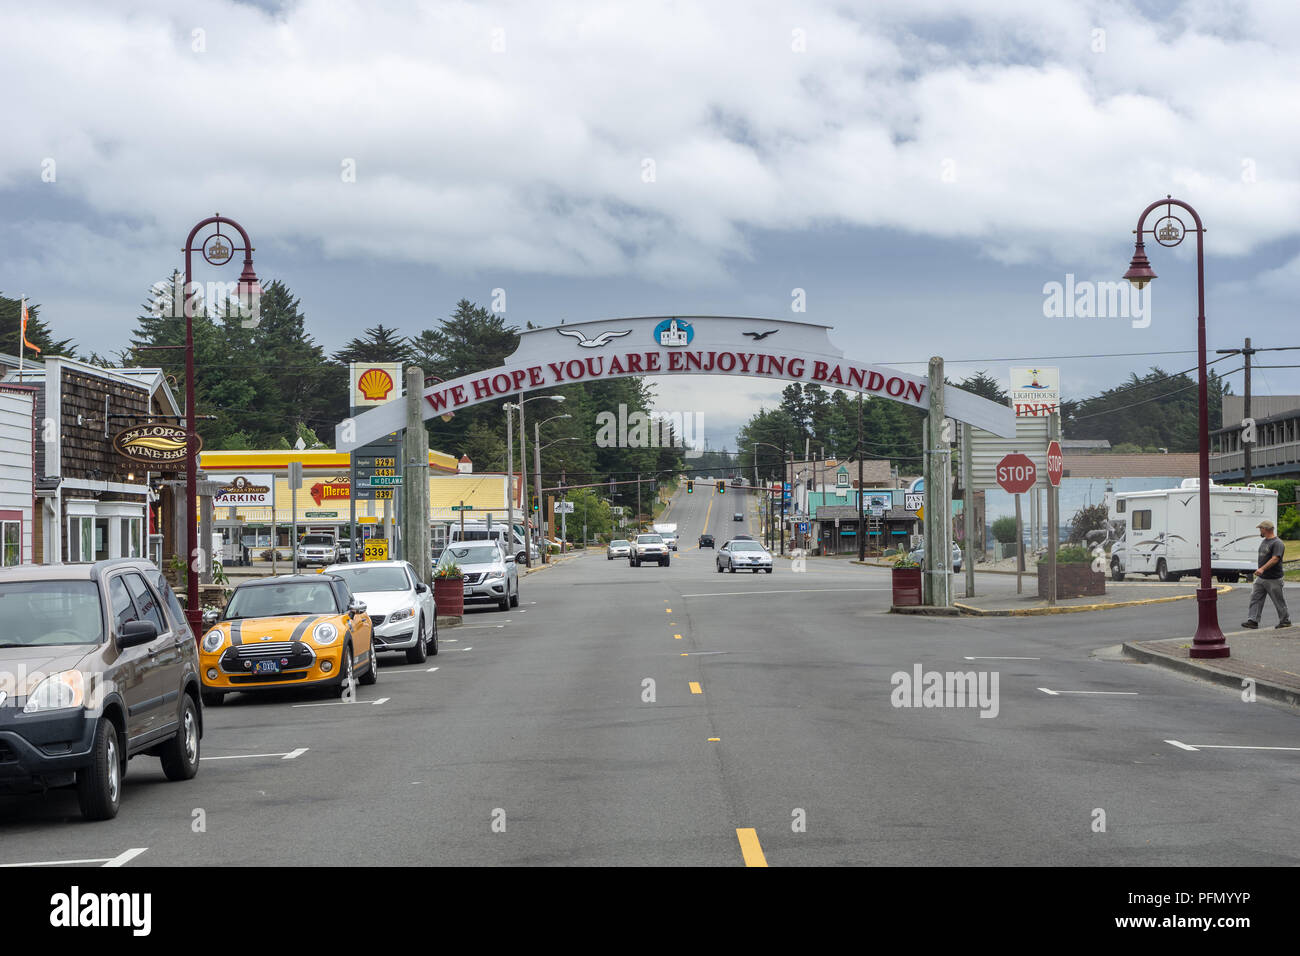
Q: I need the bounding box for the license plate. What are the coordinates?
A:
[253,660,281,674]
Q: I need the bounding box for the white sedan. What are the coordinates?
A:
[717,539,773,573]
[323,560,438,663]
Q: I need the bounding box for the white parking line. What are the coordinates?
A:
[203,749,310,759]
[291,698,388,708]
[1037,688,1138,696]
[0,848,148,868]
[964,656,1040,661]
[426,666,439,672]
[1166,739,1300,753]
[460,624,506,628]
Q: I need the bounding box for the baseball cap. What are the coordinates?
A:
[1258,520,1275,531]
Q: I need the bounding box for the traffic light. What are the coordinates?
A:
[716,480,725,494]
[687,479,694,493]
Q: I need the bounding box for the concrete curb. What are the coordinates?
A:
[1121,641,1300,708]
[889,605,961,616]
[435,615,463,628]
[952,585,1232,617]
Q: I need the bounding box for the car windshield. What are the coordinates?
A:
[441,545,500,565]
[0,580,103,646]
[731,541,765,551]
[611,540,630,547]
[638,535,662,544]
[329,566,410,592]
[224,582,340,619]
[301,536,334,546]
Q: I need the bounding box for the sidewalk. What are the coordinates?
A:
[952,579,1230,617]
[1125,628,1300,708]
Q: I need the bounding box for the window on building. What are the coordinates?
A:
[94,518,109,561]
[1132,509,1152,531]
[1,521,19,566]
[68,516,93,562]
[119,517,142,558]
[1115,500,1126,513]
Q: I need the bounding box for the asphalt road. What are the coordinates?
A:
[2,484,1297,866]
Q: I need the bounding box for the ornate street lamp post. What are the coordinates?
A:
[180,215,259,636]
[1123,196,1227,658]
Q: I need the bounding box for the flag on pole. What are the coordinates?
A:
[20,298,41,353]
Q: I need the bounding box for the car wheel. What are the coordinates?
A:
[201,689,225,707]
[765,568,773,574]
[511,582,520,607]
[716,563,723,573]
[729,565,736,573]
[1111,560,1125,582]
[76,718,122,821]
[429,616,439,656]
[407,617,428,664]
[159,694,201,781]
[337,646,356,698]
[663,558,670,567]
[1156,559,1172,582]
[360,644,379,685]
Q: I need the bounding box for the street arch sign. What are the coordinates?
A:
[337,316,1017,451]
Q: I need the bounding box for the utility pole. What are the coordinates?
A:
[1243,336,1253,482]
[533,421,544,562]
[858,394,865,561]
[780,436,786,556]
[636,472,641,533]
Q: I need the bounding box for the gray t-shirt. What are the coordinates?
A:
[1258,537,1285,579]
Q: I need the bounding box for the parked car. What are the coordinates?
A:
[298,533,341,567]
[698,533,715,549]
[717,539,774,573]
[0,560,203,820]
[323,560,437,662]
[607,539,632,560]
[438,542,519,611]
[907,542,963,572]
[630,533,670,567]
[199,574,377,704]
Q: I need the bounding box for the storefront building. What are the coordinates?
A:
[0,381,36,565]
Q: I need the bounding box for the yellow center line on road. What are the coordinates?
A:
[689,681,702,694]
[736,829,768,867]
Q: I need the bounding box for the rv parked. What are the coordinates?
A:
[1107,480,1277,583]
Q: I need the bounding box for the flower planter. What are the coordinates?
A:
[1037,564,1106,600]
[433,576,464,617]
[892,567,923,607]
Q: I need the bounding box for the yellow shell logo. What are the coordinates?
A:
[358,367,394,402]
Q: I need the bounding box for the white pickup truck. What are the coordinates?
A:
[630,533,670,567]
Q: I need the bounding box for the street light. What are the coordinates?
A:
[752,441,786,551]
[1123,195,1227,658]
[507,394,565,567]
[179,215,258,637]
[534,412,572,561]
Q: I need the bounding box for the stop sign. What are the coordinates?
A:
[1046,440,1063,487]
[995,453,1037,494]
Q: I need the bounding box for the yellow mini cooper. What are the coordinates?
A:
[199,574,377,705]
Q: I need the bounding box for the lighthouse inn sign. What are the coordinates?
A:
[337,315,1016,451]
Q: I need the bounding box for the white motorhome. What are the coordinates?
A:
[447,520,534,562]
[652,522,678,551]
[1108,480,1276,583]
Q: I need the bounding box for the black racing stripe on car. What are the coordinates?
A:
[230,620,243,646]
[290,615,322,643]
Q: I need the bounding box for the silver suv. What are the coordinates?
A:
[439,543,519,611]
[630,534,669,567]
[0,560,204,820]
[298,534,340,567]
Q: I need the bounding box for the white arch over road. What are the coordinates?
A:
[336,316,1016,450]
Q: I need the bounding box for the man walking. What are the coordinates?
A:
[1242,519,1291,629]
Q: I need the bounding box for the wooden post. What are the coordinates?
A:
[1015,493,1023,595]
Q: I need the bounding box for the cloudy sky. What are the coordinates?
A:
[2,0,1298,450]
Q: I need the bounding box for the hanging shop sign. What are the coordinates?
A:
[112,423,196,466]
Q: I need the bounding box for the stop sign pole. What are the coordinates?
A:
[1046,430,1063,606]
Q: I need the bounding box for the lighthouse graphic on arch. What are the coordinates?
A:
[654,318,693,347]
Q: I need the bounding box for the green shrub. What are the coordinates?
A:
[1055,545,1092,564]
[991,516,1018,544]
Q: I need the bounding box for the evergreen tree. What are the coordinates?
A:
[0,293,78,357]
[332,324,413,365]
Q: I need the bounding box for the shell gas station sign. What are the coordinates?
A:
[350,363,402,408]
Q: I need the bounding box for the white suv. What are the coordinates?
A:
[298,534,340,567]
[630,534,669,567]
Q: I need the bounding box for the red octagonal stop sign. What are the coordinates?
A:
[995,453,1037,494]
[1046,440,1063,487]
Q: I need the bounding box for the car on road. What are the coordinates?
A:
[733,512,744,521]
[630,533,670,567]
[199,574,377,705]
[717,539,774,573]
[663,534,678,551]
[733,533,753,540]
[907,542,963,573]
[0,560,204,820]
[607,539,632,560]
[698,533,715,548]
[298,533,341,567]
[323,560,437,663]
[438,542,519,611]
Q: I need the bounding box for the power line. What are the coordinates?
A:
[1069,365,1243,422]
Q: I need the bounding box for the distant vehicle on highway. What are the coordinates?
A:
[717,539,773,573]
[733,512,744,521]
[630,533,670,567]
[607,539,631,560]
[298,533,341,567]
[698,533,715,548]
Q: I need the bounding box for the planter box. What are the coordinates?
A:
[1037,563,1106,600]
[892,567,923,607]
[433,577,464,617]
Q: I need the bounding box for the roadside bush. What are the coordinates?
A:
[991,516,1018,544]
[1068,503,1109,544]
[1055,545,1092,564]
